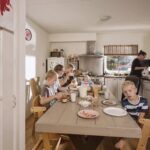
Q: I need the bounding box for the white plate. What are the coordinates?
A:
[102,100,117,106]
[103,107,127,117]
[78,100,91,107]
[78,109,99,119]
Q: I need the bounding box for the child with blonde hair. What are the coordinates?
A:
[40,70,64,107]
[115,80,148,149]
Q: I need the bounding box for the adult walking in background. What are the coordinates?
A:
[130,50,147,77]
[129,50,147,94]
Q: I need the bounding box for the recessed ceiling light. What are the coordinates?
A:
[100,16,111,22]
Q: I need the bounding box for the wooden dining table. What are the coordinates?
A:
[35,92,141,149]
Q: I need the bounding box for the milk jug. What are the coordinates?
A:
[79,86,87,98]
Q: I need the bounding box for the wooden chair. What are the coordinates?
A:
[121,108,150,150]
[30,79,75,150]
[29,77,41,137]
[30,77,41,100]
[31,95,61,150]
[136,117,150,150]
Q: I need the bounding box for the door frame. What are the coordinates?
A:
[14,0,26,149]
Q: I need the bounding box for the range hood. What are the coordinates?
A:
[79,41,103,57]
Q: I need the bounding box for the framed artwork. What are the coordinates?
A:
[25,28,32,41]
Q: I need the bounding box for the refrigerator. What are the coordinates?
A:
[46,57,65,72]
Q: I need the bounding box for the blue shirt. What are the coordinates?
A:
[121,96,148,120]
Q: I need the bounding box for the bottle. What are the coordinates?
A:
[104,89,110,100]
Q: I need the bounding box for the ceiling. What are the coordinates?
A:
[26,0,150,33]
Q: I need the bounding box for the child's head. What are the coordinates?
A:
[83,75,90,82]
[54,64,64,77]
[122,80,137,100]
[45,70,57,86]
[65,64,75,74]
[138,50,147,61]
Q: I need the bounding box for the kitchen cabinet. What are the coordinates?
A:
[141,80,150,106]
[105,77,125,101]
[105,78,118,99]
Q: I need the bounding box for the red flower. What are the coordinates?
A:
[0,0,11,15]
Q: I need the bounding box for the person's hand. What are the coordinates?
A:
[67,72,74,77]
[55,92,63,100]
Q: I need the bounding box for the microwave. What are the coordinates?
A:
[50,51,62,57]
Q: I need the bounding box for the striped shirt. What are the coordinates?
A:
[121,96,148,120]
[41,81,60,106]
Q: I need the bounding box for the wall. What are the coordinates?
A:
[50,42,87,57]
[26,18,49,81]
[49,31,150,58]
[0,9,13,31]
[25,18,49,118]
[49,33,96,57]
[49,33,96,42]
[96,31,150,57]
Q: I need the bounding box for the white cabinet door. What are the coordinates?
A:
[0,30,16,150]
[141,80,150,106]
[117,78,125,101]
[105,78,118,98]
[143,90,150,106]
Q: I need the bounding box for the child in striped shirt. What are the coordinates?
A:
[121,80,148,120]
[115,80,148,149]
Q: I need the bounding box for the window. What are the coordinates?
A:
[25,55,36,80]
[104,45,138,55]
[105,55,136,74]
[104,45,137,74]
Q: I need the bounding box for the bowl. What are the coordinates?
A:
[78,100,91,107]
[62,99,68,103]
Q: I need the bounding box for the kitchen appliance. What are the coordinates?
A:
[79,55,103,76]
[46,57,65,72]
[50,51,62,57]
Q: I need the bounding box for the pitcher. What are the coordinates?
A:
[79,86,87,98]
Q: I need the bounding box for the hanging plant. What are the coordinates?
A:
[0,0,11,15]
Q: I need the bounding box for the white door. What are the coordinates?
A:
[0,29,16,150]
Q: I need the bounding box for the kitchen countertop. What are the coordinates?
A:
[77,74,150,81]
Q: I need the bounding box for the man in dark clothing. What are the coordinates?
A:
[130,50,147,77]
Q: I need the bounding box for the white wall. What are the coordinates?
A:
[50,42,87,57]
[49,31,150,58]
[0,9,13,31]
[26,18,49,81]
[96,31,150,57]
[49,33,96,42]
[49,33,97,57]
[25,18,49,118]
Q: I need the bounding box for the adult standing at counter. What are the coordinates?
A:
[130,50,147,77]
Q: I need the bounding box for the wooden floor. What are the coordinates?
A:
[26,115,40,150]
